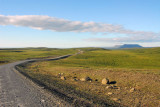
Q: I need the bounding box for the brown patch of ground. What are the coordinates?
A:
[22,62,160,106]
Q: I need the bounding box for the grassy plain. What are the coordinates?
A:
[51,47,160,70]
[0,48,76,65]
[20,47,160,106]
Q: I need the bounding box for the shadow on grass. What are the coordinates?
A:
[109,81,117,84]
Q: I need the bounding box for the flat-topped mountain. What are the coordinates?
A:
[115,44,143,49]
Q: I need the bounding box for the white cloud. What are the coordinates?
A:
[0,15,160,42]
[0,15,124,32]
[86,34,160,42]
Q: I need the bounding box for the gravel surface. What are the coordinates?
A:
[0,60,71,107]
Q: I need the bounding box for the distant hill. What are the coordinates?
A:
[115,44,143,49]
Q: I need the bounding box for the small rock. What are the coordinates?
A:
[112,98,120,102]
[60,76,66,80]
[102,78,109,85]
[71,78,76,81]
[41,99,45,103]
[57,73,61,77]
[108,92,113,95]
[71,78,78,81]
[130,88,135,92]
[80,76,91,81]
[40,86,44,89]
[106,85,113,89]
[58,73,64,76]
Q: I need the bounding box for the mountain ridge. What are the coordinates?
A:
[115,44,143,49]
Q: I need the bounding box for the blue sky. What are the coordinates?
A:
[0,0,160,48]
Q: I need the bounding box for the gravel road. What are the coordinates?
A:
[0,58,71,107]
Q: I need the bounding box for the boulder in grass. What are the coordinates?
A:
[130,88,135,92]
[102,78,109,85]
[80,76,91,82]
[71,78,78,81]
[112,98,120,102]
[60,76,66,80]
[57,73,64,77]
[108,92,113,95]
[105,85,113,89]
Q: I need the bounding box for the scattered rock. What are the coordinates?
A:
[80,76,91,81]
[75,78,79,81]
[106,85,113,89]
[41,99,45,103]
[57,73,64,77]
[112,98,120,102]
[71,78,76,81]
[102,78,109,85]
[130,88,135,92]
[108,92,113,95]
[71,78,78,81]
[60,76,66,80]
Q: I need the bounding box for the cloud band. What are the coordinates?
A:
[0,15,159,42]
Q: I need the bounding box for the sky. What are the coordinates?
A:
[0,0,160,48]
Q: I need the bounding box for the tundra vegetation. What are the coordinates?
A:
[0,48,76,64]
[1,47,160,106]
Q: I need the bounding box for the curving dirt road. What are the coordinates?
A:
[0,56,72,107]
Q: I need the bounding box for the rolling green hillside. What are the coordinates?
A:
[0,48,76,64]
[49,47,160,70]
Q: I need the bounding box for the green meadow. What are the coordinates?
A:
[49,47,160,70]
[0,48,76,64]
